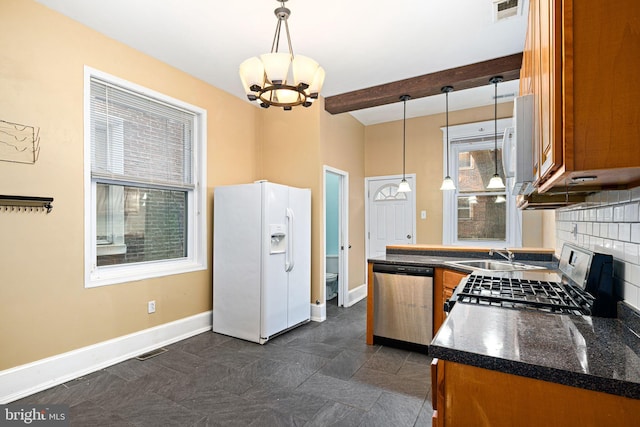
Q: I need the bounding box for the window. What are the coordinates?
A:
[458,152,474,170]
[441,119,521,247]
[84,67,207,287]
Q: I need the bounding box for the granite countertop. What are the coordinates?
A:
[368,252,558,274]
[429,301,640,399]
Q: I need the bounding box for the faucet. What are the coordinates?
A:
[489,248,514,262]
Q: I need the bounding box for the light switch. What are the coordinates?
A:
[420,210,427,219]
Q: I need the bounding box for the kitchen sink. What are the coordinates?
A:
[444,259,547,272]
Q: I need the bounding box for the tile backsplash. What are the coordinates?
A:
[556,186,640,310]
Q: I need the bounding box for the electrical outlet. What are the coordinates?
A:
[148,300,156,314]
[421,210,427,219]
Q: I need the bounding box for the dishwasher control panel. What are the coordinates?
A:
[372,263,433,276]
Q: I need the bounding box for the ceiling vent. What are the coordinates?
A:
[493,0,521,22]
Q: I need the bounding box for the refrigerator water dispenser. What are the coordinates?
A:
[269,224,287,253]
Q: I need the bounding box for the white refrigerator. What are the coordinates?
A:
[213,181,311,344]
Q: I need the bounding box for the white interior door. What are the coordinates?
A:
[367,175,416,258]
[324,166,349,308]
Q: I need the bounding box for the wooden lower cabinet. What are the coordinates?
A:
[433,269,467,335]
[431,359,640,427]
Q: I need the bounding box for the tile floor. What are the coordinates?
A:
[18,299,434,426]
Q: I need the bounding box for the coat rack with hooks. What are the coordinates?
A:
[0,195,54,213]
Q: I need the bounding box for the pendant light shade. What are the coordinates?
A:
[440,176,456,191]
[440,86,455,191]
[488,175,506,189]
[398,95,412,193]
[398,179,411,193]
[487,76,506,190]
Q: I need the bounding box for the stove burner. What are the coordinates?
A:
[456,274,595,315]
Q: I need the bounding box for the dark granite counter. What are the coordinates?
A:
[368,248,558,274]
[429,301,640,399]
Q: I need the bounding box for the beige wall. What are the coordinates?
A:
[364,103,546,247]
[320,104,367,294]
[0,0,259,370]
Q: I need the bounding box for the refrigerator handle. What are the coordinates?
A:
[285,208,294,272]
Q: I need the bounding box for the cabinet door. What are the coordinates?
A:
[434,269,468,335]
[530,0,542,181]
[538,0,563,181]
[443,270,466,292]
[431,358,445,427]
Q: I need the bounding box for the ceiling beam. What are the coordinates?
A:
[324,53,523,115]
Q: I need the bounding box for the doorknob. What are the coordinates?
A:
[407,234,412,239]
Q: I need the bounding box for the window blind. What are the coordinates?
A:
[90,78,194,189]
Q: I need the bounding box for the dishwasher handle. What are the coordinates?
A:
[373,263,433,277]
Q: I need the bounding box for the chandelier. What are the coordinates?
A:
[239,0,325,110]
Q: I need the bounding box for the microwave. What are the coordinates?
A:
[502,94,534,195]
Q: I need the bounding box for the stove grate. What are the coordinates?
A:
[456,274,594,315]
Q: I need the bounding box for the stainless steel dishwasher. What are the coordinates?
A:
[373,263,434,347]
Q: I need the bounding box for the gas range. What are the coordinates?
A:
[447,244,617,318]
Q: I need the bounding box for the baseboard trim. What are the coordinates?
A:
[345,283,367,307]
[0,311,212,404]
[310,302,326,322]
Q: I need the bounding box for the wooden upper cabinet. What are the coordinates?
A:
[521,0,640,193]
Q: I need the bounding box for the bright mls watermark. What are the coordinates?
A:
[0,405,69,426]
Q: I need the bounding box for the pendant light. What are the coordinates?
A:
[440,86,456,191]
[487,76,506,189]
[239,0,325,110]
[398,95,412,193]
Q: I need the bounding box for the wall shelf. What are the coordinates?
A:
[0,195,54,213]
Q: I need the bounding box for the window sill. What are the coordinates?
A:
[85,258,206,288]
